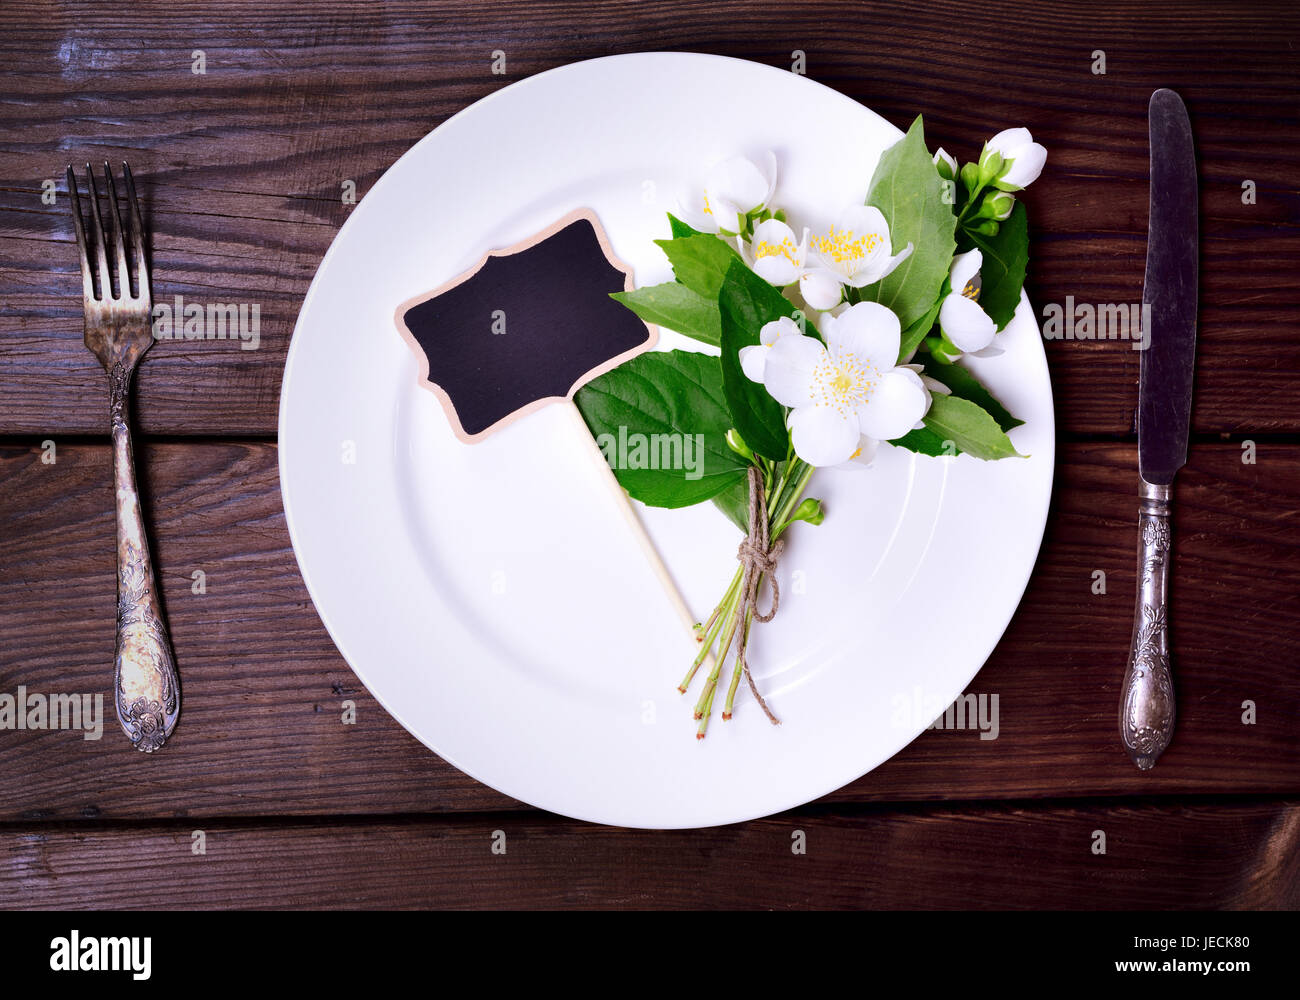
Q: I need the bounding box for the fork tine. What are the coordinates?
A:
[84,163,113,299]
[121,162,150,301]
[66,166,97,304]
[103,161,132,300]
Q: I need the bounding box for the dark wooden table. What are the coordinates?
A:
[2,0,1297,909]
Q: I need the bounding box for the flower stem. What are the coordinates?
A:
[771,462,816,536]
[684,457,819,736]
[694,578,744,735]
[679,566,742,693]
[722,605,754,718]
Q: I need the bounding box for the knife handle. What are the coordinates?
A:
[1119,479,1176,769]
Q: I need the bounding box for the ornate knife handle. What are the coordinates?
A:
[110,365,180,752]
[1119,479,1176,769]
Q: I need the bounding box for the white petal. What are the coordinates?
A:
[758,150,778,205]
[799,269,844,311]
[969,342,1005,359]
[950,249,983,293]
[709,197,743,235]
[846,242,912,286]
[920,374,952,396]
[706,156,770,213]
[753,254,798,286]
[824,300,901,369]
[760,315,801,346]
[848,434,879,467]
[985,127,1034,157]
[788,404,861,467]
[1000,143,1047,189]
[751,217,797,247]
[675,197,719,235]
[835,203,890,240]
[939,293,997,353]
[933,147,957,177]
[739,344,768,383]
[762,333,826,407]
[857,368,929,441]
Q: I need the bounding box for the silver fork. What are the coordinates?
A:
[68,162,180,752]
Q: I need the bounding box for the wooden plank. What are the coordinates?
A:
[0,438,1296,820]
[5,802,1297,908]
[1,1,1296,436]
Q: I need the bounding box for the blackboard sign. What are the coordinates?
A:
[396,209,656,440]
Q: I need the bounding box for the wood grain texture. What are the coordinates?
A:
[1,1,1297,436]
[5,802,1298,909]
[2,0,1298,909]
[0,439,1295,822]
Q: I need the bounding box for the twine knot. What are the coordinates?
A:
[733,465,783,723]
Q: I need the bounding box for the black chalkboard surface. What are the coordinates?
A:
[395,209,656,440]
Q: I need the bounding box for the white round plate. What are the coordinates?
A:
[279,52,1054,829]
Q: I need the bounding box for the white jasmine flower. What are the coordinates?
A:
[739,315,803,382]
[680,152,778,234]
[982,128,1047,191]
[744,219,809,287]
[748,301,931,467]
[798,205,913,311]
[936,250,1002,360]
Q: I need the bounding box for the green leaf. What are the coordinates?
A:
[611,283,721,346]
[668,212,704,239]
[859,116,958,331]
[718,259,796,461]
[889,426,954,457]
[898,296,942,362]
[921,363,1023,432]
[574,350,747,507]
[965,201,1028,330]
[901,393,1025,461]
[710,475,751,533]
[654,232,741,299]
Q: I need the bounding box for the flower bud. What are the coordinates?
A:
[725,428,755,462]
[932,147,957,181]
[983,127,1047,191]
[788,497,824,526]
[987,191,1016,220]
[975,190,1016,221]
[959,162,981,198]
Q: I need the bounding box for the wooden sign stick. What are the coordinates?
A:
[396,208,713,666]
[558,399,707,642]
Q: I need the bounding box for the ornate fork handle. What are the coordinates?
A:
[1119,479,1176,769]
[110,362,180,751]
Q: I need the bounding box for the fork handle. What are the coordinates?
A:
[1119,479,1176,770]
[110,362,180,751]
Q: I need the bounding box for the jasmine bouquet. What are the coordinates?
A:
[575,119,1047,738]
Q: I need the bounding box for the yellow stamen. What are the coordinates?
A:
[755,236,799,265]
[809,349,881,416]
[811,226,883,268]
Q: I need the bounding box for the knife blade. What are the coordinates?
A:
[1119,88,1199,770]
[1139,88,1199,484]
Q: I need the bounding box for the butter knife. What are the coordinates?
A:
[1119,89,1199,770]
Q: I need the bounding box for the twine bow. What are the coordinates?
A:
[733,465,783,724]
